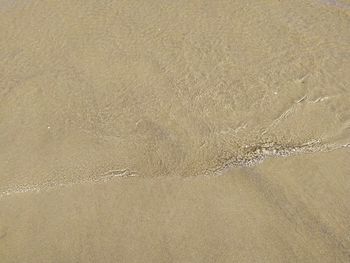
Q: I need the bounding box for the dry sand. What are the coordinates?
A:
[0,0,350,262]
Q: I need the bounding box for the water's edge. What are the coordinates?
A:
[1,141,348,199]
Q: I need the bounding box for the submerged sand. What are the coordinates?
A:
[0,0,350,262]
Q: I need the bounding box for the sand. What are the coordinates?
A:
[0,0,350,262]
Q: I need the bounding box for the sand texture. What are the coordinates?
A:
[1,0,350,262]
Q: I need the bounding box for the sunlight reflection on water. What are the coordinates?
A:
[319,0,350,9]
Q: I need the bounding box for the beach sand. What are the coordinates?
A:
[1,0,349,262]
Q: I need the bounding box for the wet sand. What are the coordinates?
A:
[1,149,349,262]
[1,0,350,262]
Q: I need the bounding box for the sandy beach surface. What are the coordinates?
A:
[1,0,350,262]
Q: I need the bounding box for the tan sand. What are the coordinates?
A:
[1,149,349,262]
[0,0,349,262]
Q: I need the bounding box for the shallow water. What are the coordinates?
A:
[1,0,349,192]
[319,0,350,9]
[0,0,350,262]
